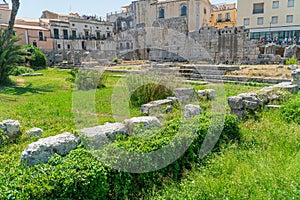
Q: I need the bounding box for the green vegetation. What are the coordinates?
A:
[27,45,47,70]
[9,66,34,76]
[280,94,300,124]
[66,68,109,90]
[0,69,298,199]
[285,57,298,65]
[112,57,119,64]
[0,29,25,84]
[149,107,300,199]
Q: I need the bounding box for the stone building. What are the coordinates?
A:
[209,3,237,29]
[0,3,10,24]
[41,11,115,52]
[237,0,300,44]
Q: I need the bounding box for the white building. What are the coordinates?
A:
[237,0,300,44]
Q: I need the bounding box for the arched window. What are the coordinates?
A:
[159,8,165,18]
[181,5,187,16]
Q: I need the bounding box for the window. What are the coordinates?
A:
[121,21,127,30]
[159,8,165,18]
[180,5,187,16]
[38,31,44,41]
[272,16,278,24]
[67,44,70,49]
[72,30,76,39]
[204,8,207,14]
[253,3,264,14]
[225,13,230,21]
[63,29,68,39]
[272,1,279,8]
[85,31,89,39]
[57,44,61,49]
[288,0,294,7]
[244,18,250,26]
[96,32,101,39]
[257,17,263,25]
[286,15,293,23]
[53,28,59,39]
[217,14,222,22]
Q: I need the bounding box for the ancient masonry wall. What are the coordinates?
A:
[118,23,260,63]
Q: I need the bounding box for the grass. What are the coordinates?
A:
[0,68,290,198]
[148,108,300,199]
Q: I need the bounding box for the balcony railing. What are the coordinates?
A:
[253,9,264,14]
[50,34,111,40]
[216,18,231,23]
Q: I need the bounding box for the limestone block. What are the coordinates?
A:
[124,116,161,134]
[184,104,202,119]
[26,128,43,137]
[21,132,78,166]
[80,122,128,149]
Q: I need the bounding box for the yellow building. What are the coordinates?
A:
[134,0,211,32]
[209,3,236,28]
[237,0,300,44]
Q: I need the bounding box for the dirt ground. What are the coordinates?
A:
[226,65,297,79]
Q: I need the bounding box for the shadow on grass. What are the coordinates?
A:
[0,83,53,95]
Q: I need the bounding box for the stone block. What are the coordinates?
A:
[184,104,201,119]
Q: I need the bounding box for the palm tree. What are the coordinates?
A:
[0,29,24,84]
[2,0,20,45]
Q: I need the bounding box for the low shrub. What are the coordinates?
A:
[285,57,298,65]
[130,83,174,107]
[66,68,108,90]
[9,66,34,76]
[280,94,300,124]
[112,58,119,64]
[27,45,47,70]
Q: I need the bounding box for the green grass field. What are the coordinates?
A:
[2,68,296,199]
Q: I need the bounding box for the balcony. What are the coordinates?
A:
[253,9,264,14]
[216,18,231,23]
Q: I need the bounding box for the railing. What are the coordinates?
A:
[216,18,231,23]
[253,9,264,14]
[50,34,111,40]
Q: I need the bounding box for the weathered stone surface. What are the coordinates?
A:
[26,128,43,137]
[184,104,201,119]
[198,89,216,99]
[1,120,20,138]
[284,45,297,58]
[265,105,281,109]
[80,122,128,149]
[124,116,161,134]
[173,88,197,104]
[20,132,78,166]
[230,109,245,120]
[292,69,300,88]
[141,99,173,115]
[228,96,243,110]
[288,64,298,70]
[22,73,43,77]
[228,92,262,118]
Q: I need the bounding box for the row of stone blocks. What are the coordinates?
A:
[20,101,204,167]
[228,81,299,119]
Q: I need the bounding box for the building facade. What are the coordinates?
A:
[209,3,236,29]
[237,0,300,44]
[0,3,11,24]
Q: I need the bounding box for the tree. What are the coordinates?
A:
[4,0,20,45]
[0,29,24,83]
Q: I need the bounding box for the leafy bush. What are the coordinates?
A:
[130,83,174,107]
[0,28,25,84]
[285,57,298,65]
[112,57,119,63]
[280,95,300,124]
[67,68,108,90]
[27,45,47,70]
[9,66,34,76]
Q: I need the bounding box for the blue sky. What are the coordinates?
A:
[16,0,236,19]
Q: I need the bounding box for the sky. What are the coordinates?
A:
[15,0,237,19]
